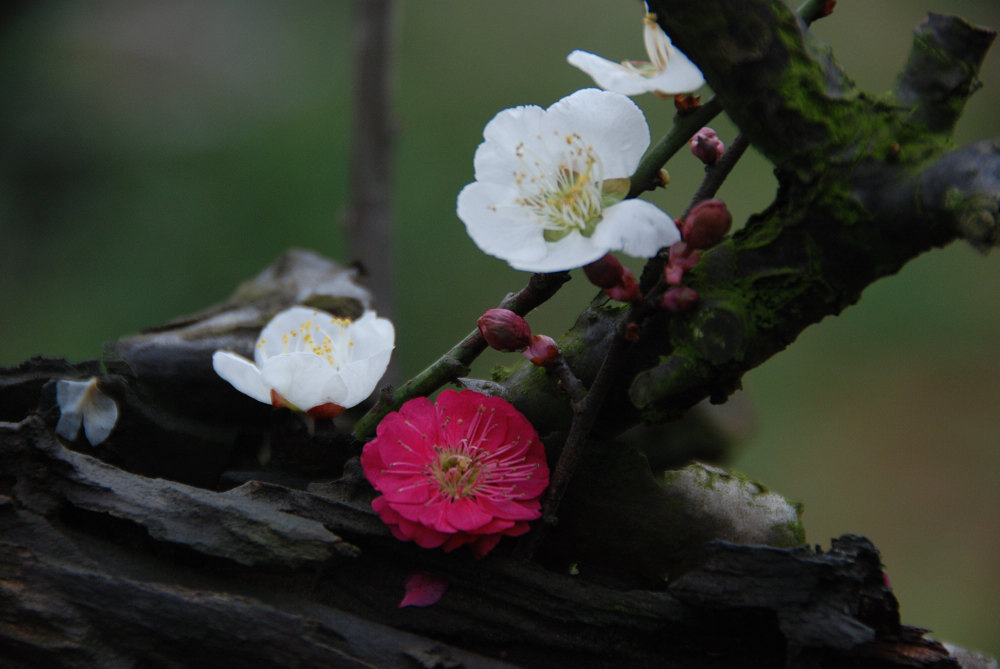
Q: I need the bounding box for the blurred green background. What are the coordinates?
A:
[1,0,998,657]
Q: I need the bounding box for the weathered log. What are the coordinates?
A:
[0,414,973,668]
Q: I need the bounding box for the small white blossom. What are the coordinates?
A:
[212,306,394,418]
[56,377,119,445]
[567,12,703,97]
[457,88,679,272]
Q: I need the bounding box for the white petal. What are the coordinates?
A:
[55,410,83,441]
[510,231,609,273]
[592,199,680,258]
[260,353,339,411]
[343,311,395,359]
[642,49,704,95]
[254,306,324,362]
[327,352,392,408]
[457,182,551,266]
[474,104,548,184]
[82,390,118,445]
[567,51,662,97]
[212,351,272,404]
[56,378,93,414]
[55,378,96,441]
[543,88,649,177]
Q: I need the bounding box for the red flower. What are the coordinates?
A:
[361,390,549,558]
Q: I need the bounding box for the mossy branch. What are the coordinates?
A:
[495,5,996,434]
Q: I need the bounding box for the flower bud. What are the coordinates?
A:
[583,254,626,289]
[522,334,560,368]
[680,199,732,250]
[660,286,700,312]
[689,127,724,165]
[665,241,701,285]
[477,308,532,352]
[604,268,641,303]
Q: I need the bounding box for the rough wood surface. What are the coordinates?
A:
[1,328,981,668]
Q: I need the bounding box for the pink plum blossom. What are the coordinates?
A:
[361,390,549,558]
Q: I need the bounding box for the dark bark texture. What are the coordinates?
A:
[0,250,989,668]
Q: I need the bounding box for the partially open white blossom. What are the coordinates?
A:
[212,306,394,418]
[56,377,119,445]
[567,12,703,97]
[457,88,680,272]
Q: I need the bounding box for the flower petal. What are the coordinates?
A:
[259,352,338,410]
[457,182,551,267]
[567,50,661,97]
[398,571,449,608]
[505,230,609,273]
[81,388,118,445]
[212,351,272,404]
[542,88,648,176]
[255,306,320,363]
[55,410,83,441]
[591,198,680,258]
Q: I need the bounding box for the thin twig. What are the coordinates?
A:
[353,271,571,440]
[682,131,751,217]
[627,97,724,198]
[514,304,636,558]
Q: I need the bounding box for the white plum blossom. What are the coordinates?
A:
[567,12,704,97]
[56,377,119,445]
[457,88,680,272]
[212,306,394,418]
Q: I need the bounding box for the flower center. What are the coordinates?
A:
[261,313,355,368]
[431,449,484,500]
[513,132,605,242]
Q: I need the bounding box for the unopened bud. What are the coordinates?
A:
[689,127,724,165]
[681,199,732,250]
[624,321,641,342]
[585,254,641,303]
[604,268,641,303]
[523,334,560,368]
[665,241,701,285]
[661,286,700,312]
[477,308,532,352]
[583,254,626,289]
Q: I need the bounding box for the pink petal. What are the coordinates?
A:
[468,534,503,559]
[399,571,449,608]
[444,497,496,532]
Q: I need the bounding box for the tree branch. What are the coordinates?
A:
[495,6,997,433]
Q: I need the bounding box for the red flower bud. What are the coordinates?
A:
[624,321,641,342]
[660,286,700,312]
[522,334,560,368]
[477,308,532,352]
[822,0,836,16]
[583,254,626,289]
[689,127,724,165]
[680,199,732,250]
[665,241,701,285]
[604,268,641,303]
